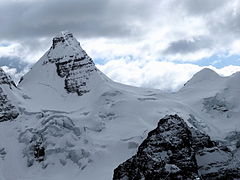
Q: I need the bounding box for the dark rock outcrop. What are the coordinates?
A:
[0,68,17,89]
[113,115,240,180]
[44,31,98,96]
[0,68,19,121]
[56,52,96,95]
[0,87,19,121]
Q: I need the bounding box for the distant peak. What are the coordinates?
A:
[197,68,218,75]
[183,68,221,87]
[193,68,220,80]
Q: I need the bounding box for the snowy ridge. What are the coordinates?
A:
[0,32,240,180]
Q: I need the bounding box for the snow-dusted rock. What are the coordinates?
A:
[0,68,17,89]
[0,67,19,121]
[113,115,240,180]
[45,31,99,95]
[113,115,200,180]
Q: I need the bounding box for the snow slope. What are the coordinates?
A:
[177,68,240,138]
[0,32,240,180]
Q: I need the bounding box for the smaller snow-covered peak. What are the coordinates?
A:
[0,67,16,89]
[193,68,220,80]
[184,68,221,87]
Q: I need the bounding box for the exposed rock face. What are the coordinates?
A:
[0,68,17,89]
[113,115,240,180]
[0,87,19,121]
[0,68,19,121]
[203,93,230,113]
[43,31,98,95]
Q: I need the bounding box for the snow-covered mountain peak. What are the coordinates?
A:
[18,32,110,109]
[44,31,85,64]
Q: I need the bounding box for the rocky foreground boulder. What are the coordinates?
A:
[0,67,19,122]
[113,114,240,180]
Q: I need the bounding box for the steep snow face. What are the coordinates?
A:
[176,68,240,138]
[18,31,110,110]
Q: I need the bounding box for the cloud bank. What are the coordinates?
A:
[0,0,240,62]
[1,0,240,91]
[97,60,240,92]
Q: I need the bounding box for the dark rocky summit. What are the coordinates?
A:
[0,68,17,89]
[0,68,19,121]
[0,87,19,122]
[113,115,240,180]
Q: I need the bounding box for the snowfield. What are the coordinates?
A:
[0,32,240,180]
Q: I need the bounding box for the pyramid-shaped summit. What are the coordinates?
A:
[43,31,91,65]
[19,31,109,97]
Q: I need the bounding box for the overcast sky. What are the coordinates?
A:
[1,0,240,91]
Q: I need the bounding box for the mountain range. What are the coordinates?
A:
[0,32,240,180]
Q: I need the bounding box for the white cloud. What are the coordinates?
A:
[1,65,29,84]
[2,57,239,92]
[0,43,23,57]
[97,59,240,92]
[214,65,240,76]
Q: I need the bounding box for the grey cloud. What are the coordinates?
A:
[0,0,155,41]
[0,57,31,83]
[181,0,227,15]
[163,36,213,54]
[0,57,30,72]
[0,0,240,62]
[207,11,240,37]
